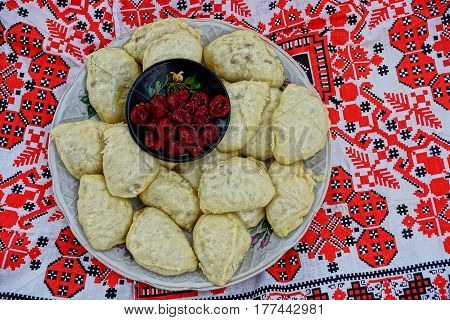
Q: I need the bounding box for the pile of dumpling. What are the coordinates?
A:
[51,19,330,286]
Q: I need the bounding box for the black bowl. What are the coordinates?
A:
[126,59,230,163]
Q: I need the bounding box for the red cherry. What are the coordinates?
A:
[195,105,208,117]
[185,100,197,114]
[201,123,218,144]
[167,140,185,156]
[149,95,169,121]
[186,140,205,157]
[145,132,160,150]
[146,123,157,132]
[172,108,192,124]
[209,95,230,118]
[191,105,210,126]
[190,91,209,106]
[157,118,175,142]
[178,127,197,146]
[193,114,211,126]
[167,90,189,111]
[130,105,149,125]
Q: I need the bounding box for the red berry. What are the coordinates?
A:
[186,140,205,157]
[145,132,160,150]
[167,90,189,111]
[149,95,169,122]
[190,91,209,106]
[185,100,196,114]
[167,140,185,156]
[146,123,157,132]
[178,127,197,146]
[201,123,218,144]
[209,95,230,118]
[191,105,210,126]
[130,105,149,125]
[157,118,175,142]
[195,105,208,118]
[172,108,192,124]
[193,115,210,126]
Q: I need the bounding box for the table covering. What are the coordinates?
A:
[0,0,449,300]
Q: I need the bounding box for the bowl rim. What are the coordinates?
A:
[125,58,231,163]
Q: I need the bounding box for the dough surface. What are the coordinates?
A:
[266,161,315,238]
[204,30,285,87]
[126,207,198,276]
[272,84,330,163]
[86,48,141,123]
[236,207,265,229]
[193,213,250,286]
[51,120,111,179]
[142,31,202,70]
[159,160,177,170]
[139,167,201,230]
[77,175,133,250]
[178,149,237,191]
[103,124,160,198]
[124,18,201,64]
[241,88,281,160]
[198,157,275,214]
[218,81,269,153]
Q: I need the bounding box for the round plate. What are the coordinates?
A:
[48,18,332,291]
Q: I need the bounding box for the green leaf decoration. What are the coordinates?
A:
[185,76,195,84]
[155,80,162,93]
[192,83,201,90]
[87,105,97,119]
[80,95,90,105]
[148,86,155,97]
[81,94,97,118]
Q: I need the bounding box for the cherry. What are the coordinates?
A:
[172,108,192,124]
[149,95,169,121]
[167,90,189,111]
[145,132,160,150]
[190,91,209,106]
[179,126,197,146]
[157,118,175,142]
[186,139,205,157]
[195,105,208,118]
[209,95,230,118]
[167,140,185,156]
[130,104,149,125]
[193,114,211,127]
[201,123,218,144]
[146,123,157,132]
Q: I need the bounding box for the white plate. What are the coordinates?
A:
[48,18,332,291]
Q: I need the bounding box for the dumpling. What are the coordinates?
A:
[77,175,133,250]
[271,84,330,164]
[124,18,201,64]
[102,124,160,198]
[236,207,265,229]
[217,81,269,153]
[240,88,281,160]
[178,149,237,191]
[204,30,284,87]
[198,157,275,214]
[142,31,203,70]
[86,48,141,123]
[193,213,250,286]
[159,160,177,170]
[139,167,201,230]
[126,207,198,276]
[266,161,315,238]
[51,120,111,179]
